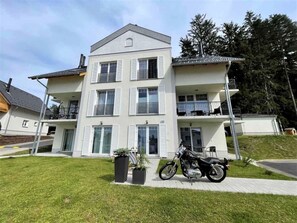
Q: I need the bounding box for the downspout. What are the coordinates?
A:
[31,78,49,155]
[225,61,241,160]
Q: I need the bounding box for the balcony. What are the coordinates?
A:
[94,104,114,116]
[48,106,79,120]
[98,72,116,83]
[177,101,241,117]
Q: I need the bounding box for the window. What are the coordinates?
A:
[180,127,202,152]
[22,120,29,128]
[99,62,117,83]
[138,58,157,80]
[34,122,38,127]
[138,126,158,155]
[95,90,115,116]
[137,88,158,114]
[125,38,133,47]
[92,126,112,154]
[63,129,74,151]
[196,94,207,101]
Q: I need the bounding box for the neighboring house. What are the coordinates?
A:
[29,24,244,158]
[0,79,48,135]
[233,114,281,135]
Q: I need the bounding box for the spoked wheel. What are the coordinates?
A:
[159,163,177,180]
[206,165,226,182]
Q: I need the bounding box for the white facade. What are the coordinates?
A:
[0,106,48,135]
[39,24,239,158]
[234,115,280,135]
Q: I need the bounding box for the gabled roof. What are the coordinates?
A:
[90,23,171,53]
[29,67,87,80]
[172,56,245,66]
[0,80,43,113]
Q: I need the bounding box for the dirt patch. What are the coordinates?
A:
[0,135,52,145]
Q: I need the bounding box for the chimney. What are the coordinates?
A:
[78,54,85,68]
[6,78,12,92]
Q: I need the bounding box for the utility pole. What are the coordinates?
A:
[283,49,297,116]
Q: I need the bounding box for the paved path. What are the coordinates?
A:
[257,160,297,178]
[116,159,297,196]
[0,139,53,156]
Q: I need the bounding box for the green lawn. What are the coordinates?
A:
[227,135,297,160]
[0,157,296,222]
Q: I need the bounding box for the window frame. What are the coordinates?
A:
[95,90,115,116]
[22,120,29,128]
[98,62,117,83]
[137,87,159,115]
[137,58,158,80]
[92,126,112,154]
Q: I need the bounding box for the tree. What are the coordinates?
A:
[180,14,219,57]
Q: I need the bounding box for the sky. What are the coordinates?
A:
[0,0,296,102]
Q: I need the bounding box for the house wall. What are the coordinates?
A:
[175,64,226,87]
[73,42,178,157]
[0,106,48,135]
[47,76,83,94]
[178,122,228,158]
[235,116,280,135]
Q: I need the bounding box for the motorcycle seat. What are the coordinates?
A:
[200,157,220,164]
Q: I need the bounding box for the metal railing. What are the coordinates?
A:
[98,72,116,83]
[137,102,158,114]
[94,104,114,116]
[177,101,241,117]
[50,107,79,120]
[137,69,157,80]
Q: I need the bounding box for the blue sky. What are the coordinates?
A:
[0,0,296,101]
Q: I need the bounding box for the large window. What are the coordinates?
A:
[137,88,158,114]
[180,127,202,152]
[138,58,157,80]
[92,126,112,154]
[99,62,117,83]
[62,129,74,151]
[95,90,115,116]
[138,126,158,155]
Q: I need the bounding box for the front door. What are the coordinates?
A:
[62,129,74,151]
[137,126,158,155]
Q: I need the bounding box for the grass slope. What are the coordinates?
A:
[0,157,296,222]
[227,135,297,160]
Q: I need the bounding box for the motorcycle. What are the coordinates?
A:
[159,142,229,183]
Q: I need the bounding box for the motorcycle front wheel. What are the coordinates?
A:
[206,165,226,182]
[159,163,177,180]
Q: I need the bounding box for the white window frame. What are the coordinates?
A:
[137,87,158,114]
[137,125,159,156]
[92,126,112,154]
[22,120,29,128]
[98,62,117,83]
[137,58,158,80]
[95,90,115,116]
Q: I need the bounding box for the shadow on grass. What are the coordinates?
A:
[99,174,114,182]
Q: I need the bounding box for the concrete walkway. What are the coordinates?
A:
[117,158,297,196]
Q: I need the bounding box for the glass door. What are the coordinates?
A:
[137,126,158,155]
[180,127,202,152]
[68,100,79,119]
[62,129,74,151]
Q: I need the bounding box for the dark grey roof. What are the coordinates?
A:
[90,23,171,53]
[0,80,43,113]
[29,67,87,80]
[172,56,245,66]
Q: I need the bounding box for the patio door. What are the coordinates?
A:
[62,129,74,151]
[68,100,79,119]
[180,127,202,152]
[137,126,158,155]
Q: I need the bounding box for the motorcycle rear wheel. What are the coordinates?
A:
[206,165,226,182]
[159,163,177,180]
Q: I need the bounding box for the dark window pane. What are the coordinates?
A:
[148,59,157,79]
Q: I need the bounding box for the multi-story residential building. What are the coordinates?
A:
[0,78,49,135]
[30,24,243,158]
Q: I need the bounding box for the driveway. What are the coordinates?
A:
[257,160,297,179]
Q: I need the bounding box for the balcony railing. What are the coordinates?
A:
[177,101,241,117]
[98,72,116,83]
[137,102,158,114]
[94,104,114,116]
[49,107,79,120]
[137,69,157,80]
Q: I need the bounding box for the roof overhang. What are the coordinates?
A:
[29,67,87,80]
[172,56,245,67]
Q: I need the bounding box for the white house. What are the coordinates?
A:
[29,24,243,158]
[0,79,48,135]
